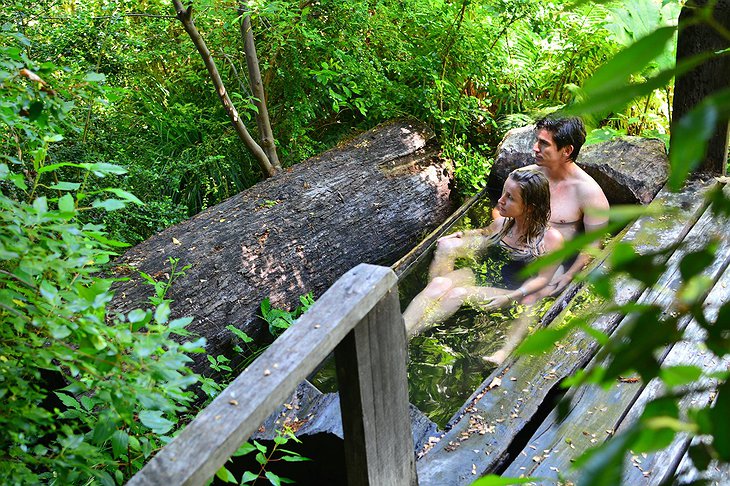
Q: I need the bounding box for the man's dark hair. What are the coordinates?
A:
[535,116,586,161]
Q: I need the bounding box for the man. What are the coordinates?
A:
[526,115,609,296]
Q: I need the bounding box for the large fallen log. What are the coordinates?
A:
[110,119,452,371]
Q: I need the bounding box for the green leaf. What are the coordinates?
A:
[659,365,702,388]
[33,196,48,214]
[49,181,81,191]
[58,193,75,212]
[264,471,284,486]
[516,325,574,355]
[92,198,127,211]
[28,100,44,120]
[240,471,259,484]
[102,187,143,205]
[37,161,85,174]
[567,50,713,116]
[583,26,676,95]
[253,440,267,453]
[82,162,127,176]
[471,476,536,485]
[84,71,106,82]
[128,308,149,324]
[226,324,254,343]
[710,380,730,460]
[233,442,258,457]
[55,392,81,410]
[280,455,311,462]
[669,87,730,190]
[575,428,638,485]
[169,316,193,330]
[215,465,236,483]
[111,429,129,458]
[255,452,267,465]
[688,442,713,471]
[155,301,171,324]
[92,415,117,444]
[139,410,175,435]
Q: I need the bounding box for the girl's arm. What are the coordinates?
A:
[482,228,564,308]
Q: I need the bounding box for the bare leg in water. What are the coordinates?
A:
[428,233,493,280]
[403,268,475,336]
[404,271,518,337]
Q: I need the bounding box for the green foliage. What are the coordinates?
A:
[518,0,730,479]
[260,292,314,337]
[3,0,626,233]
[0,32,205,483]
[216,426,310,485]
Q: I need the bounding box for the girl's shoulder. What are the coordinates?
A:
[543,226,564,251]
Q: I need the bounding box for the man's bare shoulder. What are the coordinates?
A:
[573,166,608,204]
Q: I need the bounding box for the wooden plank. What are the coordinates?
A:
[500,184,730,483]
[335,287,417,486]
[674,437,730,485]
[128,264,397,486]
[415,181,714,486]
[618,262,730,485]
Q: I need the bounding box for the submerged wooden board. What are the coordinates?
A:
[501,197,730,482]
[415,181,714,486]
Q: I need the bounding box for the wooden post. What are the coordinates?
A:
[672,0,730,174]
[127,264,406,485]
[335,287,418,486]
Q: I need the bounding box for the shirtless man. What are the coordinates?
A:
[526,116,609,295]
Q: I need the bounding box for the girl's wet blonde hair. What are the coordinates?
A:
[494,168,551,256]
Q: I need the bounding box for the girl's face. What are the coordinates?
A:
[497,177,526,219]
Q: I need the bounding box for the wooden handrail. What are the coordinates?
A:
[128,263,417,486]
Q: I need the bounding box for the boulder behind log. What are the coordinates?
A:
[486,125,669,205]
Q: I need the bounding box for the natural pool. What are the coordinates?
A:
[313,194,553,429]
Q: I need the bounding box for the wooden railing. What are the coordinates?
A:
[128,264,417,486]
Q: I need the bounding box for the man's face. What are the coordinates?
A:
[533,129,570,167]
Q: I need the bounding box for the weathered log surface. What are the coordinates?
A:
[109,119,452,370]
[415,181,712,486]
[486,125,669,205]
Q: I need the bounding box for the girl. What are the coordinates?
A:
[403,168,563,337]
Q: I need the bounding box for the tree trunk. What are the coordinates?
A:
[672,0,730,175]
[171,0,277,178]
[109,120,452,373]
[239,5,281,171]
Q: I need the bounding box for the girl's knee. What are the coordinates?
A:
[423,277,454,298]
[443,286,469,301]
[434,238,464,257]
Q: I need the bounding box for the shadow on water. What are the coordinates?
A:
[313,194,553,429]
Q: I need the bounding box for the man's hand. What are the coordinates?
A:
[549,272,573,295]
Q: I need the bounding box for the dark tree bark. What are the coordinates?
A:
[239,5,281,170]
[171,0,278,177]
[672,0,730,174]
[109,120,452,373]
